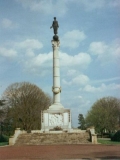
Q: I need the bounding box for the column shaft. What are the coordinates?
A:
[52,40,61,104]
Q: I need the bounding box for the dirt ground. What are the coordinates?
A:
[0,144,120,160]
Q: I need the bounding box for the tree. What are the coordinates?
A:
[0,108,4,121]
[0,106,4,137]
[78,114,86,130]
[0,100,6,121]
[0,100,8,136]
[85,97,120,136]
[2,82,52,131]
[0,100,5,106]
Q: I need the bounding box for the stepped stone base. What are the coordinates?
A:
[15,131,91,146]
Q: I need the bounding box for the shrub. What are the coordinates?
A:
[111,130,120,142]
[110,133,115,139]
[54,126,62,131]
[0,135,9,142]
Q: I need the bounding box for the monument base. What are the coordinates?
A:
[49,103,64,110]
[41,107,72,132]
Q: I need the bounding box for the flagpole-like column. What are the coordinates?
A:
[49,39,64,109]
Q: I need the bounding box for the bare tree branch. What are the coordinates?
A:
[2,82,52,131]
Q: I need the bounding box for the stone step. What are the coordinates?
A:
[15,132,91,145]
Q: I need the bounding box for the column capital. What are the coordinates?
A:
[51,40,60,48]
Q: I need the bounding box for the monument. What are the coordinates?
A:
[9,18,94,145]
[9,17,94,145]
[41,17,72,132]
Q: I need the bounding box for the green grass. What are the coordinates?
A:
[0,142,8,146]
[98,138,120,145]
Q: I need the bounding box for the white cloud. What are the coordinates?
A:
[82,84,105,92]
[111,39,120,61]
[23,51,53,76]
[16,0,120,17]
[27,52,52,67]
[82,83,120,93]
[62,74,89,86]
[23,51,91,76]
[60,52,91,68]
[89,42,108,55]
[24,50,90,74]
[25,49,35,57]
[0,38,91,76]
[72,74,89,85]
[61,30,86,49]
[17,39,43,50]
[88,39,120,64]
[16,0,120,16]
[15,39,43,57]
[93,76,120,83]
[0,47,17,58]
[16,0,68,16]
[67,69,77,76]
[74,95,83,99]
[62,79,71,85]
[79,0,105,11]
[1,18,18,29]
[70,0,120,11]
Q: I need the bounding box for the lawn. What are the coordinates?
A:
[1,139,120,146]
[0,142,9,146]
[98,138,120,145]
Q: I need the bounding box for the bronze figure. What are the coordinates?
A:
[50,17,59,35]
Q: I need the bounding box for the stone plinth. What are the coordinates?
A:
[41,109,71,132]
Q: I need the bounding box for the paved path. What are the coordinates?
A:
[0,144,120,159]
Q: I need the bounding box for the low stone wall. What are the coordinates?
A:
[9,128,97,145]
[15,132,91,145]
[89,128,97,144]
[9,128,26,145]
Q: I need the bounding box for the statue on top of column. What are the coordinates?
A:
[50,17,59,35]
[50,17,59,41]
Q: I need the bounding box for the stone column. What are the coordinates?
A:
[49,40,64,110]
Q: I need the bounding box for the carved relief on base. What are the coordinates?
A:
[49,113,63,126]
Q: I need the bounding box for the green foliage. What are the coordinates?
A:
[0,121,14,136]
[111,130,120,142]
[0,135,9,142]
[78,114,86,130]
[109,133,115,139]
[0,142,8,146]
[85,97,120,136]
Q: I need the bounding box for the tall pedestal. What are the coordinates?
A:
[41,40,72,132]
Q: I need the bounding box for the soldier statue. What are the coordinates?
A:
[50,17,59,35]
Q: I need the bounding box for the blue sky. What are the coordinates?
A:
[0,0,120,127]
